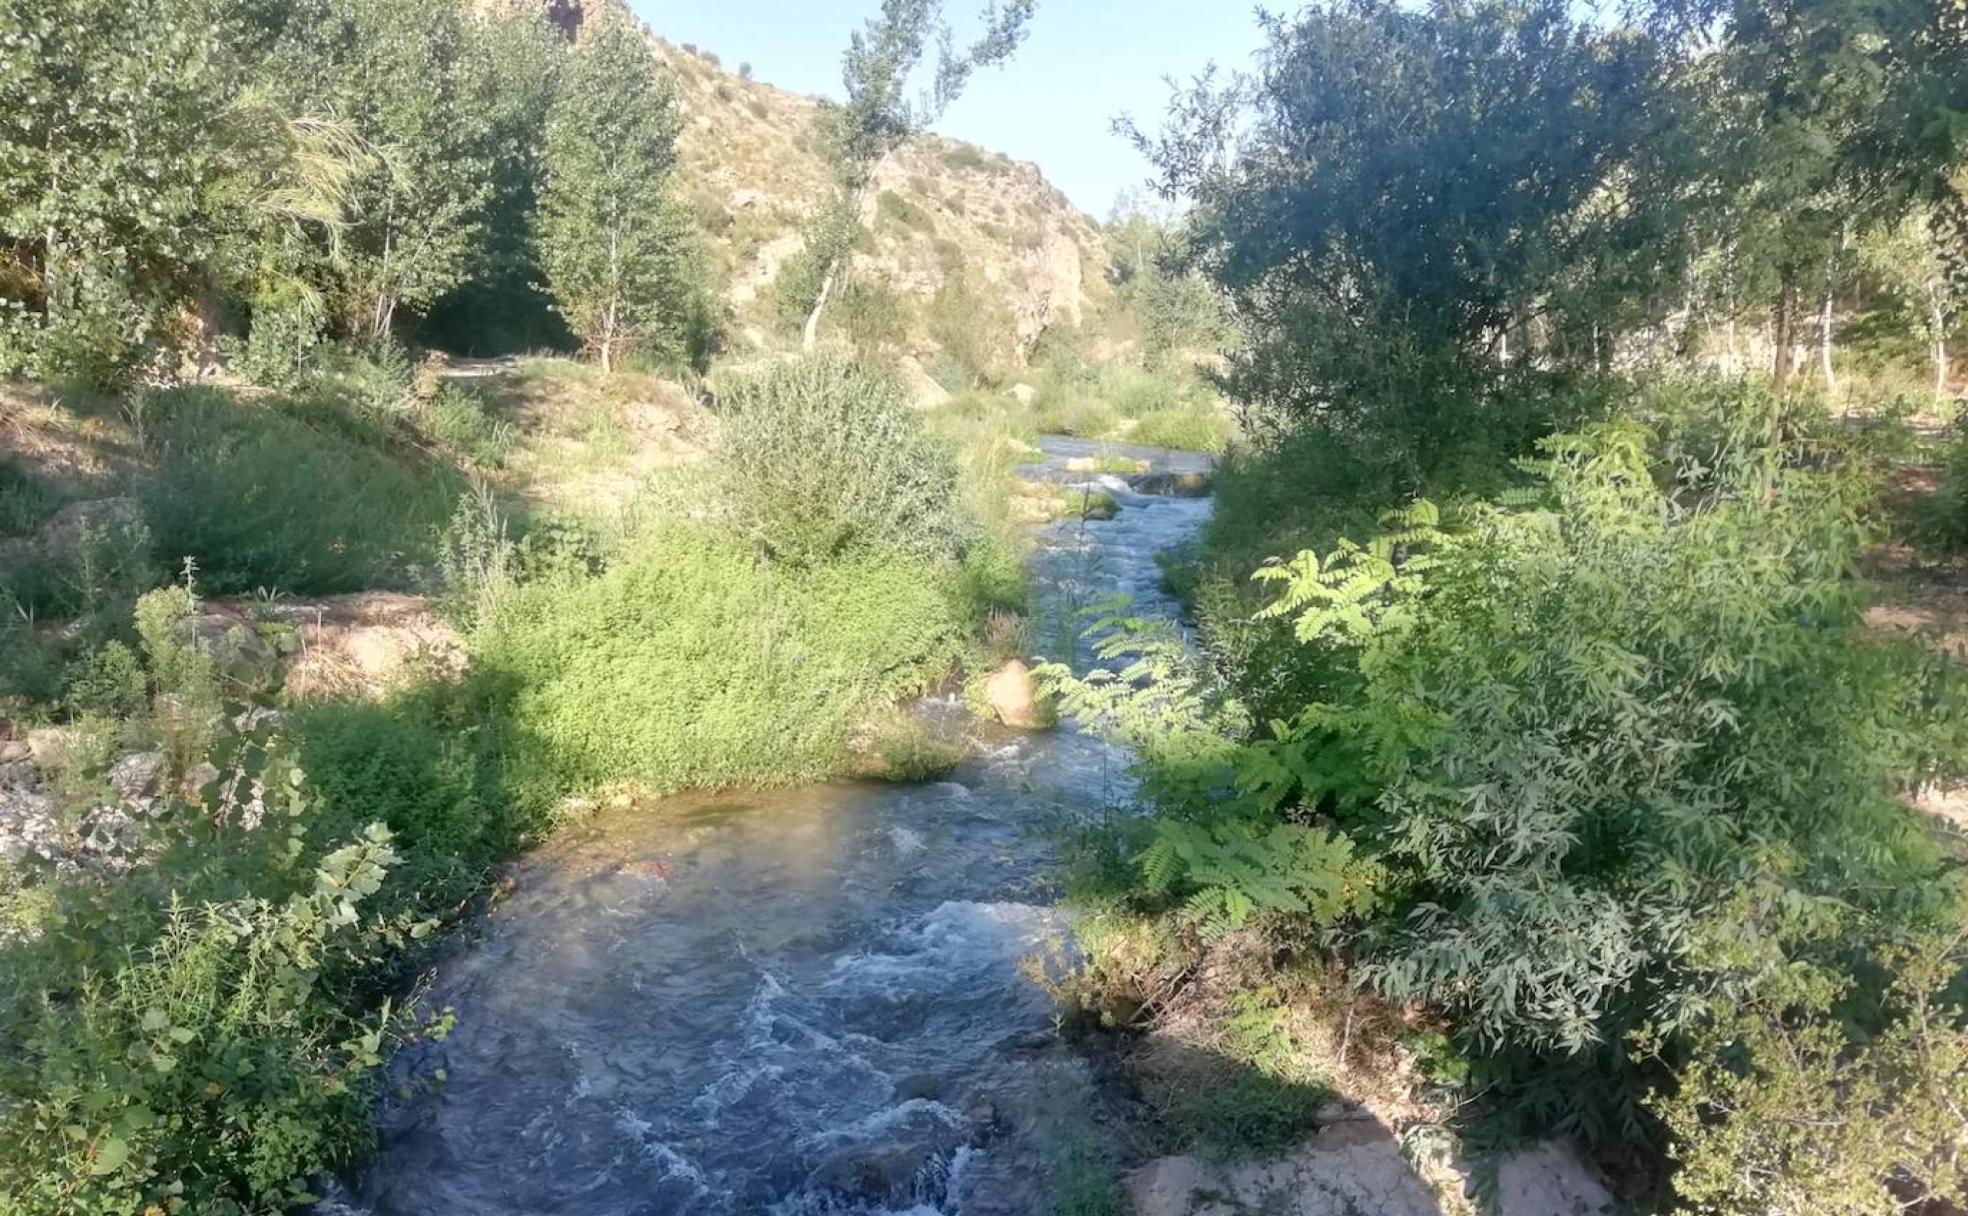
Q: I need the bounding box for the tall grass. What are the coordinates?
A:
[139,386,461,595]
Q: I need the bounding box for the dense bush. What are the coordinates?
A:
[139,387,460,595]
[1058,408,1967,1156]
[0,826,410,1216]
[475,523,967,798]
[710,355,974,565]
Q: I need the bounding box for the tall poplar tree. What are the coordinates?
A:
[534,14,685,372]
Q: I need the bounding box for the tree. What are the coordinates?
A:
[1131,0,1673,472]
[419,10,570,356]
[1858,198,1960,395]
[534,13,686,372]
[267,0,498,341]
[793,0,1036,349]
[0,0,242,381]
[0,0,373,384]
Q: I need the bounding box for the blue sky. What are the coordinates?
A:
[625,0,1273,217]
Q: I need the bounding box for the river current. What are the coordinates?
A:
[332,438,1212,1216]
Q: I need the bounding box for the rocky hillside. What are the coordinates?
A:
[526,0,1114,371]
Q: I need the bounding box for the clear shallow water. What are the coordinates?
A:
[333,439,1212,1216]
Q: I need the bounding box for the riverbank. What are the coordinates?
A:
[325,437,1213,1215]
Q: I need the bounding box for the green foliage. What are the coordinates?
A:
[710,354,974,565]
[229,282,330,391]
[474,523,967,798]
[1136,820,1380,939]
[61,642,147,721]
[294,690,509,901]
[0,822,414,1216]
[875,190,930,233]
[1130,406,1230,454]
[535,14,689,372]
[0,458,61,538]
[829,278,910,354]
[421,384,514,468]
[0,503,158,623]
[268,0,499,340]
[0,0,244,383]
[138,386,460,595]
[1648,924,1968,1215]
[925,267,1012,388]
[1247,418,1960,1132]
[866,712,968,782]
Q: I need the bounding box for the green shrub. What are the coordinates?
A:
[0,501,158,623]
[1059,408,1966,1148]
[295,689,510,902]
[231,284,328,389]
[476,524,966,799]
[711,354,974,565]
[0,825,414,1216]
[61,641,146,720]
[0,457,59,538]
[830,278,910,354]
[422,384,514,468]
[1131,406,1231,453]
[138,387,460,595]
[1245,420,1961,1136]
[866,712,967,782]
[875,190,930,233]
[1649,920,1968,1215]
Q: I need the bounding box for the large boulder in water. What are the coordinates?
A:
[977,660,1048,730]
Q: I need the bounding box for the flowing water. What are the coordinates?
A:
[335,438,1212,1216]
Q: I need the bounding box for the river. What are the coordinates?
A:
[333,437,1212,1216]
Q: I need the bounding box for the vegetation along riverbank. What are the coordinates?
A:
[3,0,1967,1212]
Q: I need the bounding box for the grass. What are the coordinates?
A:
[475,523,970,802]
[934,362,1232,453]
[863,711,969,781]
[140,385,462,596]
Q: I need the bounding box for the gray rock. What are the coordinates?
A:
[107,751,165,802]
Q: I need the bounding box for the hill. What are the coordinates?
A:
[514,0,1114,379]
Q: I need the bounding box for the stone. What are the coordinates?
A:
[1007,383,1038,405]
[1495,1141,1617,1216]
[107,751,165,803]
[1127,1124,1618,1216]
[1315,1099,1373,1124]
[802,1100,969,1206]
[1129,470,1213,497]
[25,726,74,767]
[978,660,1047,730]
[1126,1121,1441,1216]
[895,355,953,410]
[180,761,221,799]
[0,741,27,765]
[1066,455,1149,475]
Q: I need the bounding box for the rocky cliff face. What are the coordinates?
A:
[507,0,1112,365]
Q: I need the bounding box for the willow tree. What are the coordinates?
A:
[793,0,1036,349]
[535,14,685,372]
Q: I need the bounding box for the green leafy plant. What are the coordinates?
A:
[710,354,974,565]
[0,824,415,1216]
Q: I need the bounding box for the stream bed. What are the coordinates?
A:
[333,438,1212,1216]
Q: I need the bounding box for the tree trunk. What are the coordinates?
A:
[1772,272,1796,386]
[1933,285,1950,397]
[372,197,396,343]
[801,258,839,352]
[601,227,621,374]
[1818,288,1835,389]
